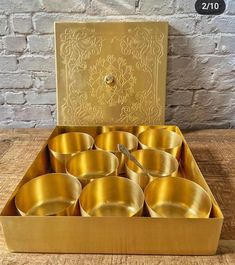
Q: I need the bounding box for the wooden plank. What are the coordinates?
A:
[184,129,235,241]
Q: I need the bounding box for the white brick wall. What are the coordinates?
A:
[0,0,234,129]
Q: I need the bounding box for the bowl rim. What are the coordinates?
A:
[15,173,82,216]
[94,131,139,153]
[48,131,94,155]
[144,176,212,218]
[138,128,183,150]
[79,176,145,217]
[125,148,179,176]
[65,150,119,180]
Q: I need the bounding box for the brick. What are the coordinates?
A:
[26,91,56,105]
[12,14,32,34]
[196,55,235,76]
[0,15,8,35]
[35,120,55,128]
[230,121,235,128]
[168,55,235,92]
[6,92,25,104]
[189,121,230,129]
[214,105,235,121]
[169,106,192,122]
[209,56,235,90]
[194,91,235,107]
[0,120,36,128]
[226,0,235,14]
[176,0,195,13]
[33,13,78,34]
[14,106,52,121]
[0,93,4,104]
[41,0,86,12]
[0,55,17,71]
[32,76,43,89]
[138,0,174,15]
[28,35,54,53]
[172,106,216,123]
[168,17,196,35]
[19,55,54,72]
[33,13,56,33]
[168,57,193,72]
[3,36,26,52]
[218,35,235,54]
[169,36,215,55]
[33,9,137,30]
[0,106,13,121]
[198,16,235,34]
[169,121,191,130]
[167,91,193,106]
[43,74,56,90]
[167,57,199,91]
[53,109,57,120]
[88,0,135,15]
[0,74,32,88]
[0,0,42,13]
[50,106,56,120]
[165,106,175,122]
[176,104,235,124]
[30,73,56,91]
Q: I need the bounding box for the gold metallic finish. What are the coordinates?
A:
[95,131,138,173]
[79,176,144,217]
[48,132,94,172]
[125,149,178,190]
[138,128,183,160]
[104,74,115,85]
[55,22,168,126]
[144,176,212,218]
[15,173,82,216]
[66,150,119,186]
[0,125,223,254]
[99,125,172,137]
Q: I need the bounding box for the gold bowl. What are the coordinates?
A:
[48,132,94,172]
[66,150,119,186]
[125,149,179,189]
[138,128,183,160]
[95,131,138,173]
[79,176,144,217]
[144,176,212,218]
[15,173,82,216]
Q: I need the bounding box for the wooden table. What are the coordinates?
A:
[0,129,234,265]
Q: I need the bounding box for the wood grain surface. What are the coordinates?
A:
[0,129,234,265]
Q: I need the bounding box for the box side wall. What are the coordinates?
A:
[1,216,222,255]
[0,125,223,254]
[176,127,223,218]
[0,127,58,216]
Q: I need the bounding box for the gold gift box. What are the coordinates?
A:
[0,21,223,255]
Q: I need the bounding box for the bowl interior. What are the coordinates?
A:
[95,131,138,152]
[66,150,119,179]
[139,129,182,150]
[15,173,81,216]
[48,132,94,154]
[126,149,178,177]
[144,177,212,218]
[79,176,144,217]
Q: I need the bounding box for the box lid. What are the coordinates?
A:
[55,21,168,126]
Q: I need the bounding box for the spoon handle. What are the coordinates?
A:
[117,144,151,177]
